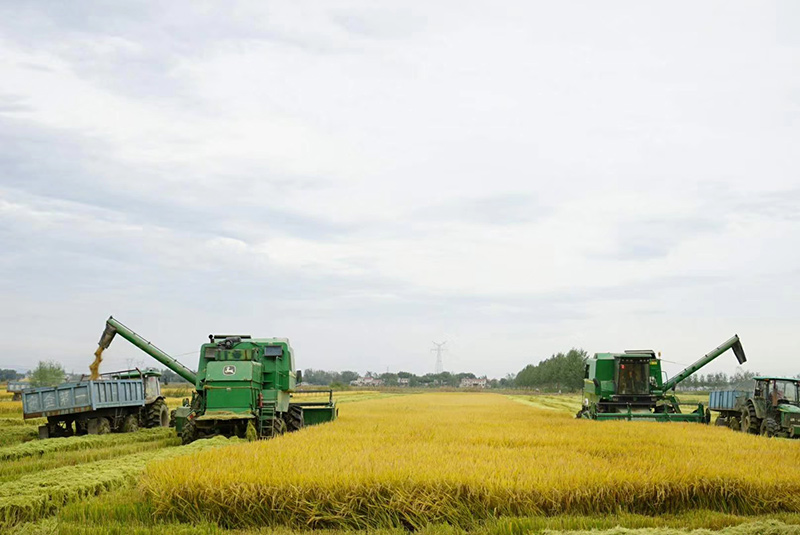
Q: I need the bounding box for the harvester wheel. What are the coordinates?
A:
[97,418,111,435]
[122,414,139,433]
[760,417,779,438]
[271,417,287,437]
[728,416,740,431]
[181,419,197,445]
[741,404,760,434]
[714,415,727,427]
[146,399,169,428]
[285,405,304,432]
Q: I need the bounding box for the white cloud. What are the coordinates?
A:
[0,1,799,378]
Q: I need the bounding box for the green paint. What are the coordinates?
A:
[97,317,337,443]
[577,335,746,423]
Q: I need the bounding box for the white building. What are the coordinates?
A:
[350,376,385,387]
[460,377,488,389]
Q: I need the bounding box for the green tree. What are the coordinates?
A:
[29,361,66,387]
[515,348,587,391]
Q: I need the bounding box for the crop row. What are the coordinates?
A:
[142,393,800,530]
[0,435,234,527]
[0,427,174,462]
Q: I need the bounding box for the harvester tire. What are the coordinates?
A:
[742,404,760,434]
[181,419,197,445]
[122,414,139,433]
[728,416,740,431]
[285,405,304,432]
[97,418,111,435]
[714,416,727,427]
[760,417,779,438]
[146,399,169,428]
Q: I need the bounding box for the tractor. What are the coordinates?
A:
[709,377,800,437]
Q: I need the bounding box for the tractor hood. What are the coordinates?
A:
[778,404,800,414]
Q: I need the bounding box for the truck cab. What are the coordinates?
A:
[111,369,163,404]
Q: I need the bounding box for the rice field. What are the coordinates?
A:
[142,393,800,530]
[3,388,799,534]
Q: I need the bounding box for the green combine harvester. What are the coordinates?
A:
[96,316,337,444]
[576,334,746,422]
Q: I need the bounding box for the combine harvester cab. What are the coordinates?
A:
[709,377,800,437]
[96,316,338,444]
[577,335,746,422]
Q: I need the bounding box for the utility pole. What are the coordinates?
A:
[431,341,447,374]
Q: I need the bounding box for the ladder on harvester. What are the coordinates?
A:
[258,402,277,439]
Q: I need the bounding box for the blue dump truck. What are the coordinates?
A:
[7,381,27,401]
[709,377,800,437]
[22,368,170,439]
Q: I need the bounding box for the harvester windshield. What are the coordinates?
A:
[616,359,650,395]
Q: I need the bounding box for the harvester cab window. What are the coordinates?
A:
[617,359,649,395]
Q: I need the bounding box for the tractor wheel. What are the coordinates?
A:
[760,417,779,438]
[97,418,111,435]
[122,414,139,433]
[741,404,760,434]
[181,419,197,445]
[146,399,169,428]
[168,409,176,428]
[714,415,727,427]
[728,416,740,431]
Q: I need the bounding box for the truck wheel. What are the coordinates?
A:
[147,399,169,428]
[728,416,740,431]
[97,418,111,435]
[760,417,779,438]
[741,404,760,434]
[122,414,139,433]
[181,419,197,445]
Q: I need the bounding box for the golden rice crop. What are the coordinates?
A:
[142,393,800,530]
[0,401,22,416]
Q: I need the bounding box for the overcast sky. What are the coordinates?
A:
[1,2,799,379]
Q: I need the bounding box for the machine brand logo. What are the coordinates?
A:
[223,365,236,376]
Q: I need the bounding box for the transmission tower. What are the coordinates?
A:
[431,341,447,374]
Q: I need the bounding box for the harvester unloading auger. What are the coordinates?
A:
[95,316,338,444]
[576,335,746,422]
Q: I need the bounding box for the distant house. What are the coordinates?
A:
[350,376,385,387]
[460,377,488,389]
[397,378,410,386]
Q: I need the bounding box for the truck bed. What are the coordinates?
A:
[22,380,145,419]
[708,390,749,411]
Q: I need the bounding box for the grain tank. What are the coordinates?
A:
[576,334,746,422]
[96,316,337,444]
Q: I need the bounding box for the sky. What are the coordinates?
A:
[1,1,799,379]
